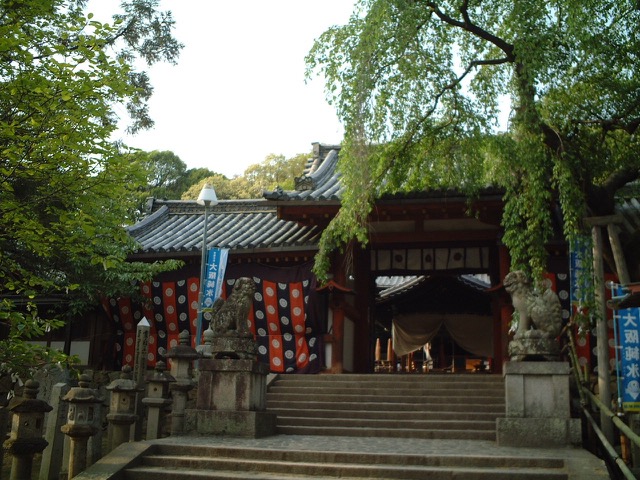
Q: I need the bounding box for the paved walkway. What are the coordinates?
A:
[150,434,610,479]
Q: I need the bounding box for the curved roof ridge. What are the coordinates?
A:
[306,148,339,185]
[264,148,342,202]
[126,205,169,234]
[127,199,321,256]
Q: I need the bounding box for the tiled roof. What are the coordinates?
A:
[128,142,640,259]
[376,276,426,300]
[376,274,491,302]
[263,148,343,202]
[127,199,321,255]
[263,145,506,204]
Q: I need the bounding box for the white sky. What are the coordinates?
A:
[90,1,355,178]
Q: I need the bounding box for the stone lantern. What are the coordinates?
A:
[141,360,175,439]
[195,326,215,359]
[60,373,102,479]
[106,365,142,449]
[3,380,52,480]
[165,330,199,435]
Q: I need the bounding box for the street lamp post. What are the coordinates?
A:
[196,183,218,350]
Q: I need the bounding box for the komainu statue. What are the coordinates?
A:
[206,277,258,360]
[504,270,563,361]
[210,277,255,337]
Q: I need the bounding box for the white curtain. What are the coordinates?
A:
[392,313,493,357]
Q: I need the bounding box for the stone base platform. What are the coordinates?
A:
[508,337,561,361]
[186,409,277,438]
[497,417,581,447]
[497,361,581,447]
[187,357,277,438]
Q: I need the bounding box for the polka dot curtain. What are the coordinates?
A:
[102,262,322,374]
[244,276,316,373]
[102,277,199,368]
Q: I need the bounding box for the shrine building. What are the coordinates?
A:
[101,143,636,375]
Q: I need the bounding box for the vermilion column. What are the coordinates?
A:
[494,245,512,374]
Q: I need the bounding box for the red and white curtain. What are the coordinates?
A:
[102,262,322,374]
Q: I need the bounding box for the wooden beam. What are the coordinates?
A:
[369,230,500,245]
[607,223,631,285]
[584,215,623,227]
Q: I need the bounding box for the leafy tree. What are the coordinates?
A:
[179,167,219,194]
[142,150,187,191]
[0,0,182,381]
[130,150,217,220]
[181,173,238,201]
[306,0,640,282]
[243,153,309,196]
[180,152,310,200]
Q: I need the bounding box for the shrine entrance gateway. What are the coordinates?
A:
[324,190,514,374]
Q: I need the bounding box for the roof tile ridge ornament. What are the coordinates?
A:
[294,149,340,192]
[125,205,169,234]
[147,198,276,215]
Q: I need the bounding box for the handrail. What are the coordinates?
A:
[582,407,637,479]
[565,323,639,479]
[585,389,640,449]
[561,323,587,405]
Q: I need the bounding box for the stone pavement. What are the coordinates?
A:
[147,433,609,480]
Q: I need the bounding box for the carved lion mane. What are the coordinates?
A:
[209,277,256,337]
[504,270,562,339]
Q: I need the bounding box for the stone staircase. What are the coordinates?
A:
[86,373,605,479]
[266,373,505,440]
[123,442,569,480]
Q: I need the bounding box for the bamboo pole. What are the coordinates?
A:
[592,224,615,444]
[607,222,631,285]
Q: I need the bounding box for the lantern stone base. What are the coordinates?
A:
[496,361,581,447]
[187,358,276,438]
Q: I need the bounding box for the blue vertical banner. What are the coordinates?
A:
[202,248,229,309]
[615,285,640,412]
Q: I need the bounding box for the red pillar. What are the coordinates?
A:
[494,245,512,374]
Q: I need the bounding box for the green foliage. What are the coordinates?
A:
[307,0,640,282]
[180,152,310,200]
[243,153,309,195]
[0,0,182,381]
[0,298,75,382]
[181,173,235,201]
[129,150,216,220]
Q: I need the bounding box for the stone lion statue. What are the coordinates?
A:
[504,270,562,339]
[209,277,256,337]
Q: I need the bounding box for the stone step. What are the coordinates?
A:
[275,425,497,440]
[275,373,504,382]
[267,407,502,421]
[270,376,505,384]
[123,444,567,480]
[267,373,506,440]
[268,386,505,396]
[266,400,505,414]
[276,416,497,431]
[267,392,505,404]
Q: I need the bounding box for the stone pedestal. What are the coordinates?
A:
[497,361,581,447]
[188,358,276,438]
[508,336,561,361]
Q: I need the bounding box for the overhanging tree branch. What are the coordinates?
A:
[425,0,515,59]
